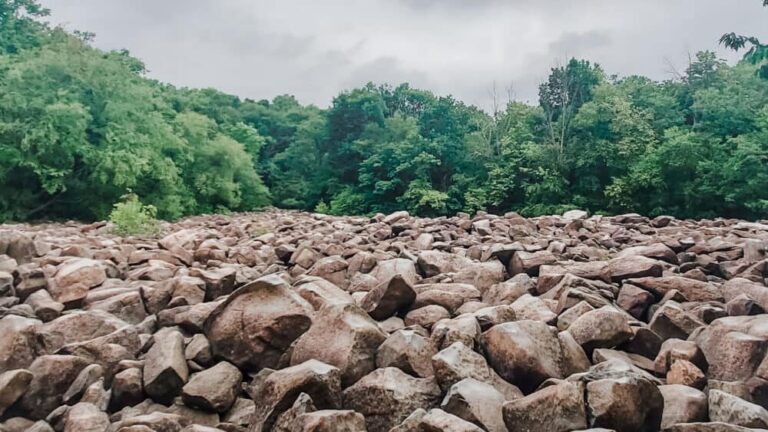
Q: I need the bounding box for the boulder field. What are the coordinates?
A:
[1,209,768,432]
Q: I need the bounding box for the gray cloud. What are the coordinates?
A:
[40,0,767,111]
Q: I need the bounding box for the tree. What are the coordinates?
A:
[720,1,768,79]
[538,59,604,166]
[0,0,49,54]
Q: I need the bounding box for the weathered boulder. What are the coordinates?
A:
[110,367,144,410]
[342,367,441,432]
[709,389,768,428]
[404,305,451,329]
[606,256,664,282]
[432,342,522,400]
[616,243,678,264]
[415,408,484,432]
[181,361,241,413]
[695,315,768,382]
[649,301,706,341]
[441,378,508,432]
[481,320,587,393]
[51,258,106,305]
[509,250,557,276]
[143,328,189,403]
[0,315,40,371]
[376,328,436,378]
[290,303,387,386]
[62,402,109,432]
[294,276,355,310]
[616,284,655,319]
[502,381,587,432]
[16,354,90,420]
[567,306,634,354]
[413,283,481,314]
[626,276,723,302]
[36,310,126,354]
[659,384,708,429]
[585,372,664,432]
[568,360,664,432]
[249,360,342,432]
[0,369,33,416]
[204,274,313,371]
[359,274,417,320]
[371,258,418,286]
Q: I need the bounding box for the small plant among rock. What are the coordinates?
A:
[109,193,160,236]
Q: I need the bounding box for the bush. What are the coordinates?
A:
[314,200,330,214]
[109,193,160,236]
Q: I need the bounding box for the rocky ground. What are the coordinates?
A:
[1,209,768,432]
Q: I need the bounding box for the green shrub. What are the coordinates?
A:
[109,193,160,236]
[314,200,330,214]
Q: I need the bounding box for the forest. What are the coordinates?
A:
[1,0,768,223]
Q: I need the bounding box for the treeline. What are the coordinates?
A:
[1,0,768,222]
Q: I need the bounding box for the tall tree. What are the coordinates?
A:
[720,0,768,78]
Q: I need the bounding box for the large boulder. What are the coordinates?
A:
[432,342,522,400]
[0,369,33,416]
[572,360,664,432]
[62,402,110,432]
[0,315,40,371]
[585,372,664,432]
[626,276,723,302]
[376,328,436,378]
[481,320,588,393]
[51,258,106,305]
[503,381,587,432]
[249,360,343,432]
[36,310,126,354]
[143,328,189,403]
[359,274,417,320]
[659,384,708,429]
[695,315,768,382]
[204,274,313,371]
[567,306,634,354]
[181,361,241,413]
[441,378,508,432]
[606,256,663,282]
[649,301,706,341]
[709,389,768,428]
[371,258,419,286]
[16,354,90,420]
[290,303,387,387]
[343,367,441,432]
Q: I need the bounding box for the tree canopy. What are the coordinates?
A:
[1,0,768,222]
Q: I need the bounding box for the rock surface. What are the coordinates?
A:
[1,209,767,431]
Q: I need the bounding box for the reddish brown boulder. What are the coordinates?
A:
[606,256,663,282]
[376,328,436,378]
[16,354,90,420]
[0,369,33,416]
[143,328,188,403]
[342,367,441,432]
[503,381,587,432]
[204,274,313,371]
[290,303,387,386]
[626,276,723,302]
[0,315,40,371]
[249,360,343,432]
[659,384,708,429]
[360,274,417,320]
[567,306,634,354]
[481,320,585,393]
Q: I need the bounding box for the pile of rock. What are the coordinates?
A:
[0,209,767,432]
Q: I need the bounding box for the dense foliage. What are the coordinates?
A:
[1,0,767,222]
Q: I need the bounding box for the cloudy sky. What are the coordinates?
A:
[41,0,766,110]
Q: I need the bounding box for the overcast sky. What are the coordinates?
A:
[40,0,767,111]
